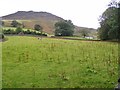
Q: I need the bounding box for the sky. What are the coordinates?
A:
[0,0,112,29]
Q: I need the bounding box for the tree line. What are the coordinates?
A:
[2,20,47,36]
[2,20,75,37]
[3,27,47,36]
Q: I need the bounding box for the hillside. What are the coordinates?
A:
[2,11,64,20]
[2,11,96,35]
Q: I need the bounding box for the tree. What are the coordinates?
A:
[34,24,43,39]
[79,29,90,38]
[98,0,119,40]
[16,27,23,34]
[55,20,74,36]
[98,21,110,40]
[11,20,20,27]
[0,33,4,39]
[34,24,43,31]
[2,34,4,39]
[2,21,4,26]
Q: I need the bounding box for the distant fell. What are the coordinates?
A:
[2,11,63,20]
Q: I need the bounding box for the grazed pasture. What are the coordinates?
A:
[2,36,118,88]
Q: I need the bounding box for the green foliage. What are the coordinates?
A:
[79,29,90,38]
[98,24,110,40]
[98,0,119,40]
[16,27,23,34]
[3,29,15,34]
[2,27,47,36]
[24,29,31,34]
[34,24,43,39]
[2,36,118,88]
[0,33,4,39]
[55,20,74,36]
[11,20,21,27]
[34,24,43,31]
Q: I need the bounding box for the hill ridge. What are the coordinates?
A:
[2,11,64,21]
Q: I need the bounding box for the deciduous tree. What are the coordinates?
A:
[55,20,74,36]
[98,0,119,40]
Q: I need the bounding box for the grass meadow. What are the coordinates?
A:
[1,36,118,88]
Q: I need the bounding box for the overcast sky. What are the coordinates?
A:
[0,0,111,29]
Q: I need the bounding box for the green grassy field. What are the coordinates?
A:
[2,36,118,88]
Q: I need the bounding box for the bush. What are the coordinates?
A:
[3,28,47,36]
[42,33,47,36]
[16,27,23,34]
[23,30,31,34]
[3,29,12,34]
[31,31,36,35]
[0,33,4,39]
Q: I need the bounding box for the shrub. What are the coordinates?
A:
[3,29,12,34]
[0,33,4,39]
[16,27,23,34]
[3,28,47,36]
[23,30,31,34]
